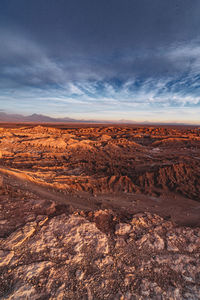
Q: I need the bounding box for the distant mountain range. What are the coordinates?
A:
[0,112,88,123]
[0,112,198,126]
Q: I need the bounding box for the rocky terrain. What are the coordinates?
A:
[0,124,200,299]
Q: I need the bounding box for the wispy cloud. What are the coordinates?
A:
[0,27,200,123]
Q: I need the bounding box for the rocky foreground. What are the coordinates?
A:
[1,192,200,299]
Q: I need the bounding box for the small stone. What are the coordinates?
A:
[115,223,132,235]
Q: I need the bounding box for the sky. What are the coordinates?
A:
[0,0,200,123]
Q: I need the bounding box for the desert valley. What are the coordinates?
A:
[0,123,200,299]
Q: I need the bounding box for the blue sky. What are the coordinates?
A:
[0,0,200,123]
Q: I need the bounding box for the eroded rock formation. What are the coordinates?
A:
[0,125,199,199]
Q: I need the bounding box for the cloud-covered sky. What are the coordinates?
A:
[1,0,200,123]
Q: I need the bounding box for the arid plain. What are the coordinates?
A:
[0,124,200,299]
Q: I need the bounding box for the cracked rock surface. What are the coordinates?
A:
[1,202,200,299]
